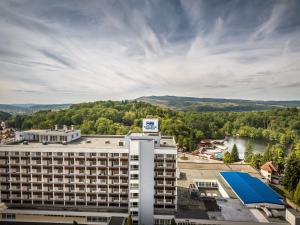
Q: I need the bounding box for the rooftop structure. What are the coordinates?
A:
[220,171,284,208]
[15,125,81,144]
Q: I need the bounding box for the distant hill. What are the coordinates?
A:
[136,96,300,112]
[0,104,71,114]
[0,111,11,121]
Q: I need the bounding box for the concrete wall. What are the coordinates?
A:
[260,170,270,181]
[15,214,87,224]
[139,139,155,225]
[286,208,300,225]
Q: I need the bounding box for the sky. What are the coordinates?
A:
[0,0,300,104]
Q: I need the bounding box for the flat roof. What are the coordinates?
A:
[20,129,80,135]
[0,135,176,150]
[177,162,262,178]
[220,172,284,206]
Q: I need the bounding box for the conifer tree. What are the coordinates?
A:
[223,151,232,163]
[244,140,253,162]
[230,144,240,162]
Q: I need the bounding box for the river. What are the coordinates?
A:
[224,136,269,159]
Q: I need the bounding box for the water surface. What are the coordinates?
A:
[225,136,269,159]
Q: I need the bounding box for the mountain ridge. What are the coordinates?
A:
[136,95,300,112]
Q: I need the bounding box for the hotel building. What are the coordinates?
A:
[0,123,177,225]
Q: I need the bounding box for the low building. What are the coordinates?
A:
[260,161,280,184]
[176,163,287,225]
[15,125,81,144]
[220,171,284,209]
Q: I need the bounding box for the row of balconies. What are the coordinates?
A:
[155,190,175,195]
[2,160,175,168]
[2,188,128,196]
[155,154,176,159]
[155,172,176,177]
[155,181,175,186]
[155,199,175,205]
[2,162,129,168]
[2,152,129,158]
[155,163,176,169]
[0,177,129,185]
[0,170,129,176]
[2,195,128,202]
[2,152,177,161]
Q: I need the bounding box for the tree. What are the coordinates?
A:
[283,153,300,191]
[271,144,285,171]
[230,144,240,162]
[262,145,272,164]
[80,120,95,134]
[294,142,300,159]
[95,117,114,134]
[171,218,176,225]
[223,151,232,163]
[126,215,133,225]
[294,180,300,204]
[244,140,253,162]
[250,153,263,169]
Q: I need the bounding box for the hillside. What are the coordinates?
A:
[0,104,71,114]
[137,96,300,112]
[0,111,11,121]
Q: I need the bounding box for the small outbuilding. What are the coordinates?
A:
[260,161,280,184]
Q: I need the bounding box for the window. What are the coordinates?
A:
[130,155,139,161]
[130,202,138,207]
[130,165,139,170]
[87,217,108,223]
[130,193,138,198]
[2,214,15,220]
[130,174,139,180]
[130,183,139,189]
[130,211,138,216]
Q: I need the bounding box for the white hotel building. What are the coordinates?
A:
[0,121,177,225]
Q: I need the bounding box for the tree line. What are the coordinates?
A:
[5,100,299,151]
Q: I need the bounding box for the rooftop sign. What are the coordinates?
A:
[142,119,158,133]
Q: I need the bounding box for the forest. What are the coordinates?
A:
[4,100,300,152]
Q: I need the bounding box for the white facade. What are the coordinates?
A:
[0,132,177,225]
[15,128,81,143]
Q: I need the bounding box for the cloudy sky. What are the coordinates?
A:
[0,0,300,103]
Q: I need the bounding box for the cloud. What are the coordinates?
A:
[0,0,299,103]
[276,81,300,89]
[38,49,74,69]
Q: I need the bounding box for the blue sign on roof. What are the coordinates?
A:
[220,171,284,205]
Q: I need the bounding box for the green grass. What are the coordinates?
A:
[270,184,293,199]
[270,184,300,208]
